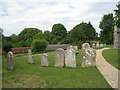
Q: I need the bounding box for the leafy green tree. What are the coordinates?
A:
[2,41,13,53]
[31,39,48,52]
[33,32,45,40]
[68,22,97,44]
[44,30,50,42]
[99,13,114,44]
[51,23,67,43]
[18,28,41,41]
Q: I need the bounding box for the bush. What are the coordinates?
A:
[31,39,48,52]
[2,42,13,53]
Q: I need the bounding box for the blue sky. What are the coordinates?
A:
[0,0,119,36]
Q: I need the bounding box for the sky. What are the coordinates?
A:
[0,0,119,36]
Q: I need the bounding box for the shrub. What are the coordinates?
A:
[2,42,13,53]
[31,39,48,52]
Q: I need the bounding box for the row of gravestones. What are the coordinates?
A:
[7,43,96,70]
[92,43,106,47]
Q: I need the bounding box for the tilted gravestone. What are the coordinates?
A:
[55,48,64,67]
[7,51,14,70]
[65,50,76,68]
[81,43,96,67]
[114,26,120,48]
[41,53,49,66]
[28,49,34,64]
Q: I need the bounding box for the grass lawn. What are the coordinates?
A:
[2,49,112,88]
[102,48,119,70]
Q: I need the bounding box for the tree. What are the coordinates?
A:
[99,13,114,44]
[31,39,48,52]
[18,28,41,41]
[68,22,97,44]
[44,30,50,42]
[51,23,67,43]
[114,2,120,28]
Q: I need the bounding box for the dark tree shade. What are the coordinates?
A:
[51,23,67,43]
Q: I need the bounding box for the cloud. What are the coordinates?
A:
[0,0,119,36]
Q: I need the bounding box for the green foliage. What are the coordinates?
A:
[31,39,48,52]
[99,13,114,44]
[33,32,45,40]
[2,41,13,53]
[51,23,67,43]
[114,3,120,28]
[51,38,57,44]
[18,28,41,41]
[69,22,97,44]
[44,30,50,42]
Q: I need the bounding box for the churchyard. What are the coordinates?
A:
[2,45,113,88]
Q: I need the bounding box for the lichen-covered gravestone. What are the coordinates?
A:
[114,26,120,48]
[55,48,64,67]
[41,53,49,66]
[28,49,34,64]
[67,45,74,50]
[7,51,14,70]
[65,50,76,68]
[73,46,78,51]
[81,43,96,67]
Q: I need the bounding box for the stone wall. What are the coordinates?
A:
[45,44,70,50]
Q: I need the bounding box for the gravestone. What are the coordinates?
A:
[41,53,49,66]
[100,44,104,47]
[7,51,14,70]
[55,48,64,67]
[104,44,106,47]
[73,46,78,51]
[114,26,120,48]
[65,50,76,68]
[81,43,96,67]
[28,49,34,64]
[96,42,99,47]
[67,45,74,50]
[92,43,95,47]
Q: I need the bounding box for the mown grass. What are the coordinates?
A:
[102,49,119,70]
[2,49,112,88]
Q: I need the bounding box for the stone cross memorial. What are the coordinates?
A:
[65,50,76,68]
[55,48,64,67]
[7,51,14,70]
[81,43,96,67]
[28,49,34,64]
[41,53,49,66]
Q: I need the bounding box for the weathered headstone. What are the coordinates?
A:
[104,44,106,47]
[73,46,78,51]
[67,45,74,50]
[81,43,96,67]
[114,26,120,48]
[41,53,49,66]
[7,51,14,70]
[92,43,95,47]
[65,50,76,68]
[96,42,99,47]
[55,48,64,67]
[100,44,104,47]
[28,49,34,64]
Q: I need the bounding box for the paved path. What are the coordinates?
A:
[96,48,119,88]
